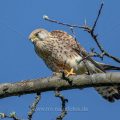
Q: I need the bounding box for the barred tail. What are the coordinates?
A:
[95,86,120,102]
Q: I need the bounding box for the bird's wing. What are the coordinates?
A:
[97,62,120,71]
[51,30,105,72]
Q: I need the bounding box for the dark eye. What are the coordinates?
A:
[35,33,39,37]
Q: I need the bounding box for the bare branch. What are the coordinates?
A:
[1,72,120,99]
[0,112,20,120]
[92,2,104,32]
[85,3,120,63]
[43,15,84,29]
[55,89,68,120]
[28,92,41,120]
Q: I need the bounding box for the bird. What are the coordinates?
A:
[29,28,120,102]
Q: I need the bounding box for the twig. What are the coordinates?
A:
[0,112,20,120]
[92,2,104,32]
[55,89,68,120]
[90,2,105,51]
[28,92,41,120]
[43,3,120,63]
[90,48,105,58]
[43,15,84,29]
[70,27,77,40]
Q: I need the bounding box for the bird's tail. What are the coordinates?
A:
[97,62,120,71]
[77,60,120,102]
[95,86,120,102]
[89,61,120,102]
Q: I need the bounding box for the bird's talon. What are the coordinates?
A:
[64,68,76,77]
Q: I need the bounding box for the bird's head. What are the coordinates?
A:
[28,28,49,43]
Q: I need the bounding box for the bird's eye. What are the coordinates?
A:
[35,33,39,37]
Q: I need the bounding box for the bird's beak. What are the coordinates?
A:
[29,35,37,42]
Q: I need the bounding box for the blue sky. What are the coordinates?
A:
[0,0,120,120]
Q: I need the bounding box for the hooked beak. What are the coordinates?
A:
[28,35,37,42]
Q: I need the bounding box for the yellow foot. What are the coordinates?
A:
[64,68,76,77]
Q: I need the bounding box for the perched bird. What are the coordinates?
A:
[29,28,120,102]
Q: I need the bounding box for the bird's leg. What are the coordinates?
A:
[64,68,76,77]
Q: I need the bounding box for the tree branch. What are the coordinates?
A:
[92,2,104,32]
[55,90,68,120]
[28,92,41,120]
[0,112,20,120]
[1,72,120,99]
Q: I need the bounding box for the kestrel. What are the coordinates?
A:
[29,28,120,102]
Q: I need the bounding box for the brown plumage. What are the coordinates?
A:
[29,28,120,102]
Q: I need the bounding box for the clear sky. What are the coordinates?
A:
[0,0,120,120]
